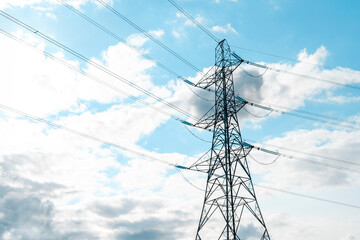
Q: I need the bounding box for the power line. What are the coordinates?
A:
[231,44,359,74]
[246,96,360,126]
[3,102,357,211]
[176,165,360,210]
[183,78,360,131]
[244,138,360,167]
[176,168,206,191]
[248,153,280,165]
[245,142,360,174]
[243,105,273,118]
[166,0,359,78]
[56,0,183,79]
[5,3,359,223]
[167,0,220,43]
[235,57,360,91]
[181,121,360,174]
[95,0,203,74]
[0,29,197,125]
[255,184,360,210]
[184,82,214,102]
[183,125,212,143]
[0,10,198,121]
[179,116,360,172]
[240,65,268,78]
[237,96,360,131]
[166,0,360,91]
[0,103,172,166]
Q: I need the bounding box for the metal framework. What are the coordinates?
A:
[190,40,270,240]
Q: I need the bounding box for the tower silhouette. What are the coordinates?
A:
[189,39,270,240]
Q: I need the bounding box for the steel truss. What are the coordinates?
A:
[190,39,270,240]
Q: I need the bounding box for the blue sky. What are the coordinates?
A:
[0,0,360,239]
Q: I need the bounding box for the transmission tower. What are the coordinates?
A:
[189,39,270,240]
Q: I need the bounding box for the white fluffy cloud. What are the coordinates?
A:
[0,22,208,239]
[0,0,114,11]
[175,12,205,28]
[211,23,238,34]
[1,12,360,239]
[0,32,86,117]
[0,0,43,10]
[0,29,168,117]
[249,128,360,188]
[166,45,360,124]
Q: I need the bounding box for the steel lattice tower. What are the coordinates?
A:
[189,39,270,240]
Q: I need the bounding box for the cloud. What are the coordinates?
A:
[0,0,42,10]
[115,229,175,240]
[0,30,167,118]
[0,31,88,117]
[1,11,359,238]
[126,29,165,48]
[211,23,238,34]
[107,201,196,240]
[149,29,165,39]
[231,46,360,121]
[312,92,360,104]
[31,6,53,11]
[172,12,207,40]
[175,12,205,28]
[0,0,114,10]
[45,12,57,19]
[126,33,149,47]
[172,30,182,39]
[92,199,136,218]
[167,45,360,125]
[269,0,280,11]
[341,235,357,240]
[248,128,360,189]
[0,191,56,240]
[238,223,263,239]
[0,26,203,239]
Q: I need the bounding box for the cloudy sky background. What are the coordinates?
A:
[1,0,360,239]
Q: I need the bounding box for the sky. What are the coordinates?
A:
[0,0,360,239]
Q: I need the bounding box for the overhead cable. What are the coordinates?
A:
[167,0,220,43]
[243,96,360,126]
[236,96,360,131]
[232,54,360,91]
[255,184,360,210]
[184,83,214,102]
[56,0,182,79]
[2,103,359,210]
[248,153,280,165]
[240,65,268,78]
[0,103,172,166]
[183,78,360,130]
[95,0,203,73]
[243,142,360,174]
[58,0,212,104]
[165,0,358,76]
[175,124,360,174]
[244,138,360,167]
[183,125,212,143]
[0,10,198,121]
[176,164,360,210]
[176,168,206,191]
[231,44,358,74]
[0,29,206,127]
[243,106,273,118]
